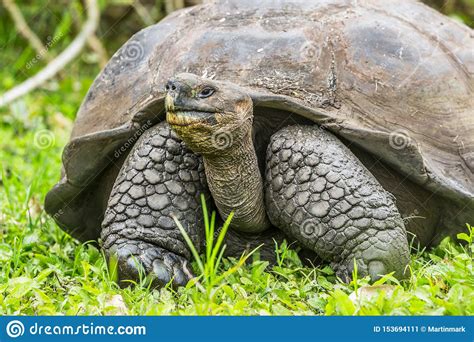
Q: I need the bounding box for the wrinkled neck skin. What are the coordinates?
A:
[202,118,271,233]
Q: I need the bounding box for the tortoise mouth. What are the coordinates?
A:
[166,110,216,127]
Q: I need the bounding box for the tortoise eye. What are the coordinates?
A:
[198,87,215,98]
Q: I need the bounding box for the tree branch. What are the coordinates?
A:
[165,0,185,14]
[0,0,100,107]
[87,34,109,69]
[71,2,108,69]
[132,0,154,26]
[3,0,53,63]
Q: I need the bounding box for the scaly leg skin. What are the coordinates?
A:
[101,122,209,288]
[101,122,282,288]
[265,125,410,281]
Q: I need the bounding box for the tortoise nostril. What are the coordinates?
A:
[165,80,178,92]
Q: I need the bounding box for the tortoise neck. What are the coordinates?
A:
[202,127,271,233]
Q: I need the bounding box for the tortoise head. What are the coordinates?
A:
[165,73,253,155]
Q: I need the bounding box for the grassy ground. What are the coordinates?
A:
[0,73,473,315]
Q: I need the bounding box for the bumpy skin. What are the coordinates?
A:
[265,125,411,281]
[101,122,285,287]
[101,122,209,287]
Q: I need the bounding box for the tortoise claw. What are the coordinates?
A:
[110,241,193,289]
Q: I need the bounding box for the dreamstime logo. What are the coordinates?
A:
[51,208,65,222]
[301,219,325,239]
[113,120,152,158]
[34,129,55,149]
[210,36,238,62]
[211,129,233,150]
[300,42,318,59]
[25,32,63,70]
[389,129,411,150]
[6,320,25,338]
[123,41,144,62]
[100,40,145,83]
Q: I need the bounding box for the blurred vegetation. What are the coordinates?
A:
[428,0,474,24]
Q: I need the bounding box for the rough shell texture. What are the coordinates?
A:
[46,0,474,240]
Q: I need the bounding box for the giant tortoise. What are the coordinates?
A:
[45,0,473,287]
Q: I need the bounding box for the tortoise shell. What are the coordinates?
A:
[45,0,474,241]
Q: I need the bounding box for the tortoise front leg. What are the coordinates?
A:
[101,122,209,288]
[265,125,411,281]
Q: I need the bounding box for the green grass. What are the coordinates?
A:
[1,74,473,316]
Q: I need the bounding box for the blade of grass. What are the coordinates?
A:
[210,211,234,263]
[171,214,204,276]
